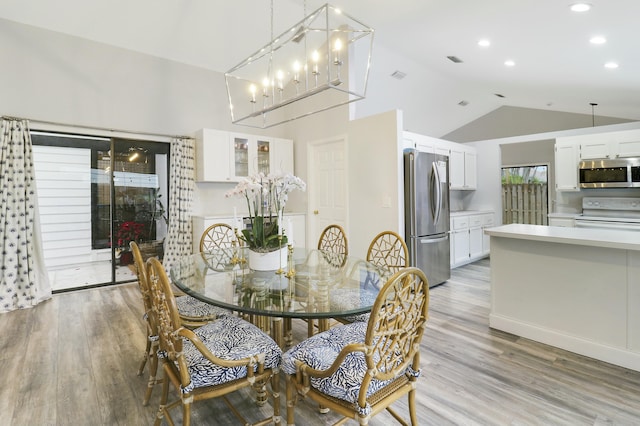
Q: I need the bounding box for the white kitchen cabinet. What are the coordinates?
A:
[581,139,640,160]
[270,137,294,174]
[449,145,477,190]
[616,139,640,158]
[195,129,232,182]
[580,140,611,160]
[554,139,580,191]
[568,129,640,160]
[451,211,493,268]
[195,129,294,183]
[481,213,494,255]
[548,214,576,227]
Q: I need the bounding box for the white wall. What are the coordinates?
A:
[347,110,404,256]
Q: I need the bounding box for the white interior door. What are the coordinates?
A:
[307,137,348,247]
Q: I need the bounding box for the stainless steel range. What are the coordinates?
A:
[575,197,640,231]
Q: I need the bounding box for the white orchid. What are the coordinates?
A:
[225,172,306,251]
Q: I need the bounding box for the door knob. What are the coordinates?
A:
[313,210,319,215]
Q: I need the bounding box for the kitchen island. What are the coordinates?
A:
[485,224,640,372]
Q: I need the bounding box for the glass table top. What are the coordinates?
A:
[170,247,391,319]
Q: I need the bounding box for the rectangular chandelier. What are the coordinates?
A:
[225,3,374,128]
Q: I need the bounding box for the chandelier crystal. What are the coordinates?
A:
[225,3,374,128]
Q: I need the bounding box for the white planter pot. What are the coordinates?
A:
[248,246,288,271]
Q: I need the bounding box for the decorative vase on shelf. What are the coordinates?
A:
[248,246,288,271]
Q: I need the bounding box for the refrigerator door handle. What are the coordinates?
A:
[431,161,442,226]
[420,235,448,244]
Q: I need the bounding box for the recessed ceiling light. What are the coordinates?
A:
[570,3,591,12]
[478,39,491,47]
[604,62,619,69]
[504,60,515,67]
[590,36,606,45]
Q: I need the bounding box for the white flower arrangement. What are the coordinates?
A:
[225,172,306,252]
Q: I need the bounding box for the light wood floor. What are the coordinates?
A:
[2,258,640,425]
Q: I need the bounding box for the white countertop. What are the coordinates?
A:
[450,210,493,217]
[547,212,579,218]
[485,223,640,251]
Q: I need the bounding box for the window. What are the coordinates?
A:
[501,165,548,225]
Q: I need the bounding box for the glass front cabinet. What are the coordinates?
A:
[195,129,293,182]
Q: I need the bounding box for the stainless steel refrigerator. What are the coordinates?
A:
[404,149,450,287]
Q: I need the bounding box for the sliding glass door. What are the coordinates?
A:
[32,132,169,292]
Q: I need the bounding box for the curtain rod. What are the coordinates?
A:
[1,114,193,141]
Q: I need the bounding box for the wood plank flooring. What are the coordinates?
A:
[2,258,639,425]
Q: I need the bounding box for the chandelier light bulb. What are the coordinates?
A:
[249,84,257,103]
[311,50,320,75]
[334,39,343,65]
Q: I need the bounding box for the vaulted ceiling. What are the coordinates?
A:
[1,0,638,135]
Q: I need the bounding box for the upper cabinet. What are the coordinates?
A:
[578,129,640,160]
[449,145,477,190]
[555,139,580,191]
[195,129,294,182]
[403,131,450,156]
[403,131,477,190]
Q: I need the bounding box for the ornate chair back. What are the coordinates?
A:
[317,224,348,267]
[130,241,160,405]
[199,223,237,253]
[366,230,409,273]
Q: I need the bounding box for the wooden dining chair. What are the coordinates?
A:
[334,230,409,325]
[131,242,230,405]
[199,223,237,252]
[366,230,409,276]
[146,257,282,426]
[317,224,348,268]
[131,241,162,406]
[282,267,429,426]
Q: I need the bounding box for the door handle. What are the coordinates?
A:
[313,210,319,215]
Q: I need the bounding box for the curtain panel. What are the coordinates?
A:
[0,118,51,313]
[162,137,195,271]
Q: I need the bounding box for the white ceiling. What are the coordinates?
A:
[2,0,639,135]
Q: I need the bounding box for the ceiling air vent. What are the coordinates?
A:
[447,56,463,63]
[390,70,407,80]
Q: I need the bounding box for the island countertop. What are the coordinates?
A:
[485,223,640,251]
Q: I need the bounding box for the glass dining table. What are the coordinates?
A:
[169,246,391,347]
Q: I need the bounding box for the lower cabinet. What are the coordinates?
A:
[450,211,494,268]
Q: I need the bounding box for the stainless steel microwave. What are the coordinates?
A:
[579,158,640,188]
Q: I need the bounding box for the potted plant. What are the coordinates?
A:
[116,221,145,265]
[225,172,305,270]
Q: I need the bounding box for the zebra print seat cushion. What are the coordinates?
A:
[329,288,378,323]
[176,295,231,319]
[182,316,282,389]
[282,322,395,403]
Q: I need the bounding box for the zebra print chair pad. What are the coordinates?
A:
[282,322,395,404]
[175,295,231,319]
[183,316,282,389]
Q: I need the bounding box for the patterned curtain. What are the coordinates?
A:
[162,137,195,271]
[0,118,51,313]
